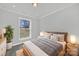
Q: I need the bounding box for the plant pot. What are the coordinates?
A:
[7,42,12,49]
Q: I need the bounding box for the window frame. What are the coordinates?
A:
[19,17,32,40]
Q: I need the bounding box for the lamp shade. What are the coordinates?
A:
[70,35,76,44]
[40,32,45,36]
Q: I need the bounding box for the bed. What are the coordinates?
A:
[22,32,68,56]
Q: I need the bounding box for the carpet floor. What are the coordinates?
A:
[6,44,23,56]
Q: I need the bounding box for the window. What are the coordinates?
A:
[19,18,31,40]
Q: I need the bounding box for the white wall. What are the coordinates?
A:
[1,3,79,45]
[40,4,79,43]
[0,9,40,45]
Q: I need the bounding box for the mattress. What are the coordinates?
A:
[23,38,65,56]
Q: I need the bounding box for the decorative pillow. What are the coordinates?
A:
[56,34,64,42]
[50,34,64,42]
[50,34,59,41]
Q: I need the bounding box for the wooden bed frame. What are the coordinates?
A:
[47,32,68,43]
[16,32,68,56]
[47,31,68,54]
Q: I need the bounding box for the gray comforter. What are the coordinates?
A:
[31,38,63,56]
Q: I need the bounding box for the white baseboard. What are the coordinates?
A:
[12,42,23,46]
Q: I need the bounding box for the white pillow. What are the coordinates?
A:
[40,32,51,39]
[58,35,64,42]
[38,36,49,39]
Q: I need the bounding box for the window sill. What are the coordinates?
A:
[20,37,31,41]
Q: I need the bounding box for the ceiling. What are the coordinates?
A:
[0,3,75,19]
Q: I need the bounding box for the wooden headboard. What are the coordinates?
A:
[46,32,68,43]
[46,32,68,53]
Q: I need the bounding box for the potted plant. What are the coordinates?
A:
[4,25,14,49]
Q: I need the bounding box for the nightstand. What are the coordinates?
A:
[67,43,79,56]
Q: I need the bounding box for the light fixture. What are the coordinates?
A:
[70,35,76,44]
[32,3,37,7]
[40,32,45,36]
[32,0,38,7]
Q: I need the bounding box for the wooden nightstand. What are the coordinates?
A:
[67,43,79,56]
